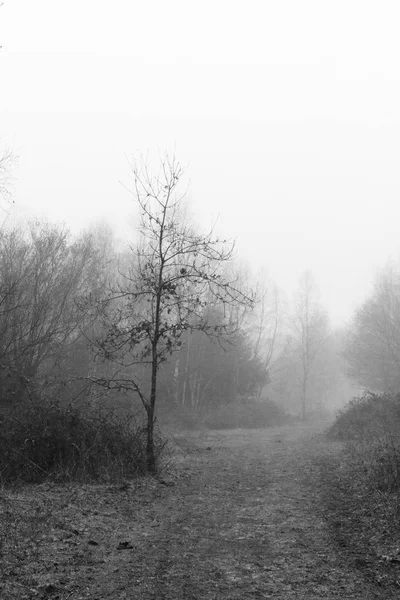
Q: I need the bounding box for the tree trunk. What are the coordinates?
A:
[182,378,186,406]
[181,332,191,407]
[147,334,159,473]
[173,354,180,408]
[146,403,156,473]
[147,360,157,473]
[301,376,307,421]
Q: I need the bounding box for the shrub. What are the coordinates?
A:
[0,399,162,485]
[328,392,400,440]
[328,391,400,493]
[325,391,400,578]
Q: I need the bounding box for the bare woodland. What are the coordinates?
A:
[1,149,400,596]
[2,1,400,595]
[0,153,356,434]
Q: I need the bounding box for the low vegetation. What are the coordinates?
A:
[325,392,400,584]
[329,391,400,494]
[0,399,160,486]
[155,395,290,431]
[0,391,289,488]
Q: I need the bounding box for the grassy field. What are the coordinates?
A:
[1,421,399,599]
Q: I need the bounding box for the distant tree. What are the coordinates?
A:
[156,306,267,416]
[0,146,15,203]
[345,263,400,393]
[291,271,329,419]
[310,328,357,412]
[268,325,353,417]
[247,271,281,396]
[0,222,100,402]
[90,154,255,472]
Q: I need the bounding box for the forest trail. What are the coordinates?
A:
[2,421,398,599]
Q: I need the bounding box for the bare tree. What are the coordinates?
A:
[156,308,266,417]
[0,146,16,203]
[345,263,400,393]
[0,222,100,401]
[291,271,329,420]
[250,272,281,395]
[90,154,255,472]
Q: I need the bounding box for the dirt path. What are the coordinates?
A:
[2,422,398,599]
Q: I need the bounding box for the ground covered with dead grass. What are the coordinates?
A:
[1,421,399,599]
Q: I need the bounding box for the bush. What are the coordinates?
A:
[204,397,289,430]
[0,399,161,485]
[329,391,400,440]
[325,391,400,579]
[328,391,400,493]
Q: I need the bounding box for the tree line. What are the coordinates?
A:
[0,147,367,470]
[345,262,400,394]
[0,155,266,470]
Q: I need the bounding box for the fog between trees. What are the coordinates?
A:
[0,148,395,446]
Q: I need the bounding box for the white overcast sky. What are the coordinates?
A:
[1,0,400,326]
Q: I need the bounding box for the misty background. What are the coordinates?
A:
[1,1,400,420]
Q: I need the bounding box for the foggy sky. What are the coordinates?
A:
[1,0,400,327]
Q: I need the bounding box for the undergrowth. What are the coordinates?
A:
[329,391,400,494]
[326,391,400,582]
[0,398,163,486]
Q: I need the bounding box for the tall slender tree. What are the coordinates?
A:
[291,271,329,420]
[91,154,255,472]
